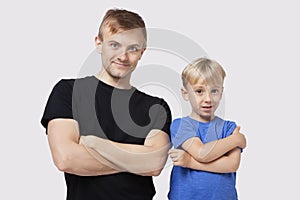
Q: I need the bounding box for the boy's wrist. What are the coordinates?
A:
[187,154,196,168]
[229,134,240,148]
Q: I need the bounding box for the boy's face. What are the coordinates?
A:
[95,28,146,80]
[182,78,223,122]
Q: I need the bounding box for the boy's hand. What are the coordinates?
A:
[232,126,247,149]
[168,148,191,168]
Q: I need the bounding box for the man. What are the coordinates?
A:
[41,9,172,200]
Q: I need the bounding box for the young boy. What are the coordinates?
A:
[168,58,246,200]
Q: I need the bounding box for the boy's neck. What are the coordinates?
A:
[189,113,215,123]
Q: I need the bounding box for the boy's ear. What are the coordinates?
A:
[181,87,189,101]
[220,87,224,98]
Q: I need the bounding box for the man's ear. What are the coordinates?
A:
[95,36,102,54]
[138,48,146,60]
[181,87,189,101]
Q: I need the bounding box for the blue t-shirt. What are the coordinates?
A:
[168,116,238,200]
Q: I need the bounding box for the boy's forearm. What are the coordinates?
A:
[188,151,240,173]
[173,148,241,173]
[197,135,240,162]
[183,127,245,163]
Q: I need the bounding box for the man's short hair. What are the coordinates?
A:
[98,9,147,42]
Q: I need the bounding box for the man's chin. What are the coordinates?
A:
[110,71,132,80]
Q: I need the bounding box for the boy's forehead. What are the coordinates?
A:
[188,78,223,88]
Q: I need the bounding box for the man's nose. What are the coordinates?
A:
[117,49,129,61]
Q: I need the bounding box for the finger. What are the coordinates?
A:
[171,149,181,154]
[173,161,180,166]
[168,149,175,154]
[169,154,176,161]
[169,151,175,157]
[233,126,241,134]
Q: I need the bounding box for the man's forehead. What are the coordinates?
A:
[102,28,146,45]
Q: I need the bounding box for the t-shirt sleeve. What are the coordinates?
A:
[152,99,172,137]
[171,118,198,149]
[223,120,237,138]
[223,120,243,152]
[40,79,74,133]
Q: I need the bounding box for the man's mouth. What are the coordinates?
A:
[112,61,130,67]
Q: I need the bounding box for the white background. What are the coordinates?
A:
[1,0,299,199]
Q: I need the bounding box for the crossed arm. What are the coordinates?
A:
[169,127,246,173]
[47,118,170,176]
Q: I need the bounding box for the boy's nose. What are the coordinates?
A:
[204,91,212,102]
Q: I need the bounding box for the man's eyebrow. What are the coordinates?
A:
[128,44,140,46]
[106,41,143,47]
[107,40,120,43]
[128,44,144,49]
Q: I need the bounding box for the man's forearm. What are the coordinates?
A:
[47,119,123,176]
[80,144,124,175]
[55,143,122,176]
[80,135,171,175]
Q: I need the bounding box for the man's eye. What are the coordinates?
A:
[128,46,138,52]
[110,43,119,48]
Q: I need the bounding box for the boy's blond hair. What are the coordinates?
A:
[182,58,226,87]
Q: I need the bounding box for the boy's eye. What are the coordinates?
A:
[196,89,203,94]
[211,89,219,94]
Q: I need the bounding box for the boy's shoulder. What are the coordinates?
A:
[171,116,192,125]
[214,117,237,137]
[214,116,236,126]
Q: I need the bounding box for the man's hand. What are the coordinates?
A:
[168,148,191,168]
[231,126,247,149]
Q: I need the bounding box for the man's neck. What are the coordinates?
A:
[95,71,132,90]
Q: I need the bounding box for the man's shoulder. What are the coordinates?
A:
[134,89,168,105]
[54,76,96,90]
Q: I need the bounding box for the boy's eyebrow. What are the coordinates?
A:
[191,85,205,89]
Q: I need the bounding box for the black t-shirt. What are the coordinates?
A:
[41,76,172,200]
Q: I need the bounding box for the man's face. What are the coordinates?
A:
[96,28,146,80]
[182,78,223,122]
